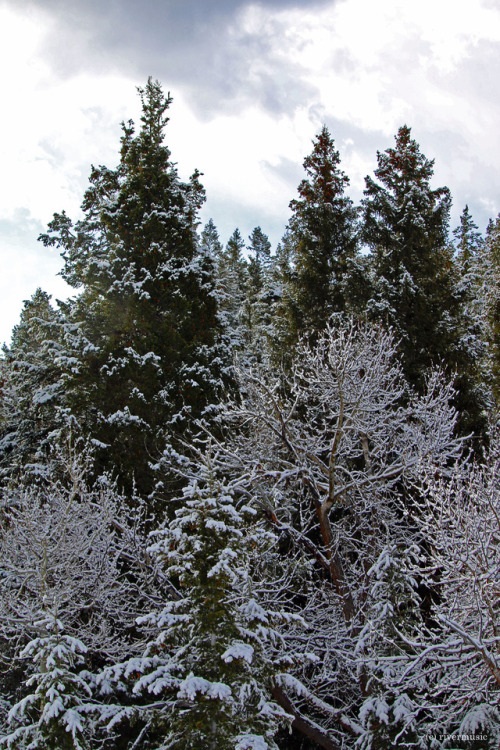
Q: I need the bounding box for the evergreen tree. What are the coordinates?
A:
[484,214,500,403]
[453,204,483,272]
[242,227,274,364]
[200,218,223,261]
[363,126,484,437]
[280,126,359,344]
[216,229,248,353]
[362,125,456,384]
[452,207,490,416]
[0,289,64,488]
[39,79,230,504]
[2,613,93,750]
[103,456,294,749]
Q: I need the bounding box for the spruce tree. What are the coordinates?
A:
[0,289,64,488]
[484,214,500,403]
[280,126,359,344]
[39,79,230,504]
[216,229,248,353]
[362,126,456,383]
[453,204,483,272]
[452,207,490,417]
[103,458,294,749]
[242,227,274,364]
[363,126,485,437]
[201,218,224,261]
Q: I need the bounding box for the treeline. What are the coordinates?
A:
[0,79,499,749]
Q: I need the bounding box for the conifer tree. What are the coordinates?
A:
[103,456,295,749]
[280,126,359,344]
[39,79,230,503]
[454,204,483,272]
[201,218,223,261]
[3,613,93,750]
[452,207,490,416]
[362,126,457,383]
[216,229,248,353]
[484,214,500,403]
[363,126,484,437]
[242,227,274,364]
[0,289,64,488]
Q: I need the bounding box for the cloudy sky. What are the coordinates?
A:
[1,0,499,345]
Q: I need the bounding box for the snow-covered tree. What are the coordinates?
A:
[102,450,299,749]
[279,127,360,347]
[0,290,64,489]
[0,443,150,748]
[200,218,224,261]
[362,126,485,438]
[241,227,275,365]
[483,214,500,404]
[396,443,500,747]
[1,612,94,750]
[216,228,249,354]
[213,320,462,748]
[39,79,231,505]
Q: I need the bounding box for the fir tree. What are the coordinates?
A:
[280,126,359,345]
[2,613,93,750]
[216,229,248,353]
[103,455,295,749]
[453,204,483,272]
[363,126,484,437]
[0,289,64,488]
[39,79,231,504]
[200,218,223,261]
[484,214,500,403]
[362,125,455,383]
[242,227,274,364]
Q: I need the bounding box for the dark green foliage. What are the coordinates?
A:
[241,227,275,364]
[454,204,483,272]
[39,79,230,503]
[363,125,485,438]
[280,126,360,345]
[485,215,500,403]
[216,228,249,352]
[0,289,64,487]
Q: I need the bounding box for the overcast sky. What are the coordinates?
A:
[1,0,499,346]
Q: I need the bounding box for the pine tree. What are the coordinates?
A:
[103,455,295,749]
[39,79,230,504]
[363,126,485,437]
[200,218,223,261]
[0,289,64,488]
[242,227,274,364]
[362,125,456,382]
[280,126,359,344]
[484,214,500,403]
[216,229,248,353]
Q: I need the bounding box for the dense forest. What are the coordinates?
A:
[0,78,499,749]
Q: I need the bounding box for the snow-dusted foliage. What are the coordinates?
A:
[38,79,231,504]
[101,450,300,749]
[280,126,361,345]
[0,443,150,748]
[361,125,484,440]
[0,289,64,488]
[398,445,500,746]
[215,319,462,747]
[1,614,93,749]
